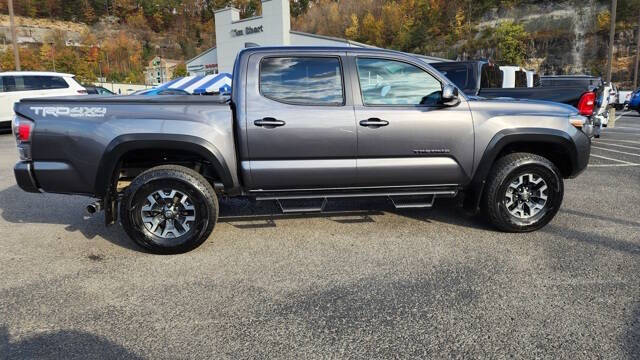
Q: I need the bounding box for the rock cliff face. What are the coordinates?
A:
[454,1,638,86]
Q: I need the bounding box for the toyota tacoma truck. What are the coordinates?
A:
[12,47,591,254]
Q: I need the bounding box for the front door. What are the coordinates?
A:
[351,56,475,186]
[244,53,357,190]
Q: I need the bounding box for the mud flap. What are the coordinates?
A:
[104,192,118,226]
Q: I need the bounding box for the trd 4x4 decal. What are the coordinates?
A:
[30,106,107,118]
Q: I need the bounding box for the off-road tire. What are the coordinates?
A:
[482,152,563,232]
[120,165,218,254]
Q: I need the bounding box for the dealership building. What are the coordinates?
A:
[186,0,446,76]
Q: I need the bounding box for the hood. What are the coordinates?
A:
[467,96,578,117]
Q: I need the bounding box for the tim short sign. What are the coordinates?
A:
[231,25,264,37]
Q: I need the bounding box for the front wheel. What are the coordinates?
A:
[482,153,564,232]
[120,165,219,254]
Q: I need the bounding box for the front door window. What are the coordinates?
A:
[356,58,442,106]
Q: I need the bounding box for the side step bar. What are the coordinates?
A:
[255,187,458,212]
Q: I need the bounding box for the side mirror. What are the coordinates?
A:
[441,84,460,106]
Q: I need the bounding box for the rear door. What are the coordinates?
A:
[349,55,475,187]
[243,52,357,189]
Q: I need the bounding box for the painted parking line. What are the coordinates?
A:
[592,142,640,151]
[595,139,640,144]
[591,146,640,158]
[589,164,640,167]
[615,111,631,121]
[589,154,639,166]
[593,138,640,145]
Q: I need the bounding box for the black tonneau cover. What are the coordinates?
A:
[18,95,230,105]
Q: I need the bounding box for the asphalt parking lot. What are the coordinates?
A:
[1,114,639,359]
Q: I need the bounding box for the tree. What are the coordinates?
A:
[494,21,528,65]
[290,0,310,17]
[172,63,188,79]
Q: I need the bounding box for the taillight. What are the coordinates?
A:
[18,122,32,141]
[577,92,596,116]
[13,115,34,160]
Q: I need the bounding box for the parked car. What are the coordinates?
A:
[629,89,640,113]
[84,86,115,95]
[12,46,591,254]
[0,72,86,132]
[432,62,596,107]
[431,61,598,136]
[135,88,191,96]
[615,90,633,109]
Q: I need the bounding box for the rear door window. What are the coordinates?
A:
[260,57,344,105]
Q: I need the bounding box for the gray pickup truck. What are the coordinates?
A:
[12,47,591,254]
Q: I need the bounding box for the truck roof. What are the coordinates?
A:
[238,46,421,58]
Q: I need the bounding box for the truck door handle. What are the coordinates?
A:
[254,118,286,127]
[359,118,389,127]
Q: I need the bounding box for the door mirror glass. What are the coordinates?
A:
[441,84,460,106]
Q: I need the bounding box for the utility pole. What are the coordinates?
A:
[633,13,640,90]
[604,0,618,129]
[8,0,21,71]
[606,0,617,83]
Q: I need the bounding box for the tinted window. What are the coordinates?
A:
[431,63,471,92]
[1,75,68,92]
[480,64,503,88]
[260,57,344,105]
[356,58,442,106]
[515,71,528,88]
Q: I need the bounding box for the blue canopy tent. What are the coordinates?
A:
[157,73,232,94]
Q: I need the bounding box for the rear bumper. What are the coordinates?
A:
[0,120,11,133]
[14,161,40,193]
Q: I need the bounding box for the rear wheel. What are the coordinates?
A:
[482,153,563,232]
[120,165,218,254]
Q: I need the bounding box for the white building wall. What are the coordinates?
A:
[187,48,218,76]
[215,0,292,73]
[203,0,448,74]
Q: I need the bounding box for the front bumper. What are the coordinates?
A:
[569,129,591,178]
[14,161,40,193]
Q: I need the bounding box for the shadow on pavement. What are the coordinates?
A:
[218,196,490,231]
[561,208,640,228]
[1,184,489,249]
[544,224,640,256]
[0,326,142,360]
[0,185,142,252]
